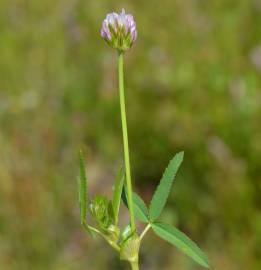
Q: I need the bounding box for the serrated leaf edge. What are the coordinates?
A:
[151,222,209,268]
[149,152,184,222]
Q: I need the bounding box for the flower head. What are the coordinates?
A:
[101,9,137,52]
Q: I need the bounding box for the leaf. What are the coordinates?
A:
[112,167,125,225]
[78,150,88,226]
[133,193,149,223]
[152,222,209,268]
[122,186,149,223]
[121,224,132,242]
[121,185,128,206]
[149,152,184,222]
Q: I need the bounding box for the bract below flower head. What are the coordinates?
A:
[101,9,137,52]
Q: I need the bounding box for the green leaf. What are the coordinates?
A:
[78,150,88,226]
[121,224,132,242]
[152,222,209,268]
[122,186,149,223]
[133,193,149,223]
[121,185,128,206]
[149,152,184,222]
[112,167,125,225]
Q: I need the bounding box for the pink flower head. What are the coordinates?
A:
[101,9,137,51]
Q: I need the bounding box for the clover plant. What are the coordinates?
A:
[77,9,209,270]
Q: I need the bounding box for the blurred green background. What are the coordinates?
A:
[0,0,260,269]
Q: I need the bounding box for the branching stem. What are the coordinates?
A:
[83,223,120,251]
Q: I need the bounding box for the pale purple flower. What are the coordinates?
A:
[101,9,137,51]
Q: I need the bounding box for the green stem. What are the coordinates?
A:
[83,224,120,252]
[118,52,136,232]
[140,224,151,240]
[131,262,139,270]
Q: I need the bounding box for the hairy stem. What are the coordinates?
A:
[118,52,136,232]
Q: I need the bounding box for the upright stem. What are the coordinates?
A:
[131,262,139,270]
[118,52,136,232]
